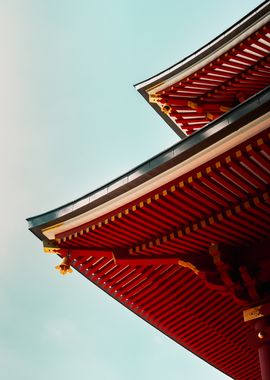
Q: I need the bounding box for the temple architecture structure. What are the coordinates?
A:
[28,2,270,379]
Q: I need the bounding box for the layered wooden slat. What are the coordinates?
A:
[150,24,270,135]
[54,129,270,380]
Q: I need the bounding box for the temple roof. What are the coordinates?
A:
[135,1,270,137]
[27,3,270,379]
[27,85,270,380]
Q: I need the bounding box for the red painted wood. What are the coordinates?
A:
[153,25,270,135]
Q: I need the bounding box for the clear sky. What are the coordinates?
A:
[1,1,262,379]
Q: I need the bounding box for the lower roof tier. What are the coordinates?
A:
[28,87,270,379]
[44,126,269,379]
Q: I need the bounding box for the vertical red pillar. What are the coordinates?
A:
[255,318,270,380]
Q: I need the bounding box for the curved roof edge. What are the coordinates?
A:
[135,1,270,93]
[27,86,270,240]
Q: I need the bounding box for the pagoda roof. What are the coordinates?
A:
[27,3,270,379]
[27,86,270,379]
[135,1,270,137]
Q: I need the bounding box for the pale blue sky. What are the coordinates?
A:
[1,1,262,379]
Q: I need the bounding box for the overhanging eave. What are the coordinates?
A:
[27,86,270,240]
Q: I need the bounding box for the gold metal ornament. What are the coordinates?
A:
[55,256,73,275]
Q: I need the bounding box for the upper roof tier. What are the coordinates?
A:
[135,1,270,137]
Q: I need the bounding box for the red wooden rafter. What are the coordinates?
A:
[48,129,270,380]
[151,24,270,135]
